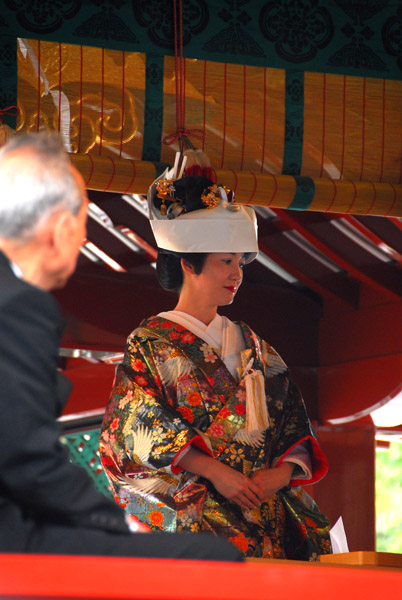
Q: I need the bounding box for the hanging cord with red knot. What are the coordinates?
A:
[162,0,204,153]
[0,106,19,124]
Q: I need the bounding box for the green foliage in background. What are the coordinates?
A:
[376,442,402,552]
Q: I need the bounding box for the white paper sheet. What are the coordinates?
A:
[330,516,349,554]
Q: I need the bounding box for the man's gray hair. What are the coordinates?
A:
[0,132,84,240]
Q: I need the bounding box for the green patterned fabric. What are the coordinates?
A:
[0,36,17,128]
[1,1,401,78]
[289,176,316,210]
[283,71,305,176]
[142,53,164,162]
[61,428,113,499]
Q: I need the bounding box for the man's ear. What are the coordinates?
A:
[46,211,75,256]
[181,257,195,275]
[54,210,76,244]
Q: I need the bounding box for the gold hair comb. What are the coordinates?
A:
[155,178,175,215]
[201,184,222,209]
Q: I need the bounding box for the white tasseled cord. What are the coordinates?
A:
[243,358,270,435]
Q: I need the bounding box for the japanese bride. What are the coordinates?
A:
[100,167,331,559]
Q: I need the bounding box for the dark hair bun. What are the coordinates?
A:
[153,175,214,216]
[156,250,208,292]
[173,175,214,213]
[156,251,183,291]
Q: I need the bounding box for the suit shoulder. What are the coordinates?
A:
[0,272,61,351]
[0,269,59,316]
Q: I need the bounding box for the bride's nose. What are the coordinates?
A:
[230,262,243,281]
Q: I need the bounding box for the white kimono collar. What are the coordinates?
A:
[158,311,245,379]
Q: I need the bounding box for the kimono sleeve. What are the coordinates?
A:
[100,335,211,478]
[262,340,328,486]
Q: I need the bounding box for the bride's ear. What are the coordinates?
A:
[181,258,195,275]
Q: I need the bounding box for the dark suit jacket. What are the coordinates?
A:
[0,250,128,552]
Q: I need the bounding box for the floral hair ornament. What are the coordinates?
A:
[155,178,175,216]
[153,152,188,216]
[201,183,238,211]
[201,184,221,210]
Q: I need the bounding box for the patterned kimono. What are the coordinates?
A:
[100,316,331,559]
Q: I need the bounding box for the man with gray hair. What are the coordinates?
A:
[0,133,241,560]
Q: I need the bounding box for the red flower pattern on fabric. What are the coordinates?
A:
[132,358,146,372]
[219,406,231,419]
[135,375,148,386]
[169,331,180,340]
[204,351,216,363]
[149,510,164,528]
[161,321,173,329]
[110,417,120,431]
[176,406,194,423]
[235,403,246,415]
[187,392,202,406]
[210,423,224,437]
[235,387,246,403]
[147,319,159,328]
[181,332,195,344]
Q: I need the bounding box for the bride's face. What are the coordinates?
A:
[188,252,245,307]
